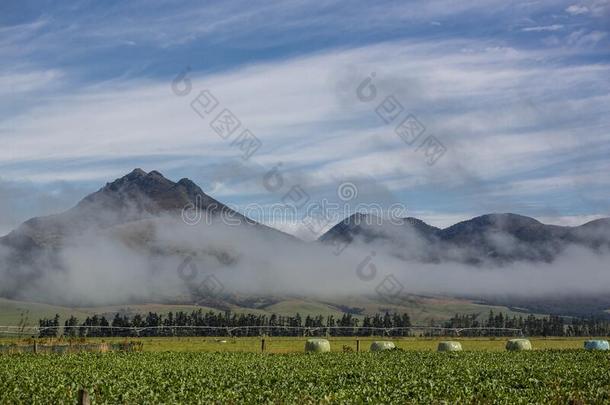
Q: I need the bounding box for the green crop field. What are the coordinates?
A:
[2,350,610,404]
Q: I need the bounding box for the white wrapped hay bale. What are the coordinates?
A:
[437,341,462,352]
[305,338,331,353]
[370,341,396,351]
[584,340,610,351]
[506,339,532,351]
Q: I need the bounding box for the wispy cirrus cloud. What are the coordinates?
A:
[567,4,592,15]
[521,24,564,32]
[0,0,609,234]
[567,29,608,45]
[565,1,610,17]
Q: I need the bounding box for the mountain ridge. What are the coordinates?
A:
[1,170,607,268]
[319,212,610,264]
[0,169,293,300]
[2,169,607,248]
[0,169,608,314]
[0,168,610,276]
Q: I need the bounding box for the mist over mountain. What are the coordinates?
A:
[0,169,294,304]
[320,212,610,265]
[0,170,609,315]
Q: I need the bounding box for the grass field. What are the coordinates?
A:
[0,295,537,326]
[2,350,610,404]
[0,336,603,352]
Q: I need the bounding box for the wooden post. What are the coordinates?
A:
[34,341,38,354]
[78,389,90,405]
[261,338,266,353]
[356,339,360,352]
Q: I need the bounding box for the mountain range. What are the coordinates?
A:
[0,169,609,314]
[321,212,610,265]
[3,169,608,271]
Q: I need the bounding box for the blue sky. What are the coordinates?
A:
[1,0,609,237]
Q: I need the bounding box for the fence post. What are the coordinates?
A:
[78,389,90,405]
[261,338,266,353]
[356,339,360,352]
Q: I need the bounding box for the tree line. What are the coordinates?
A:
[37,309,610,338]
[445,310,610,337]
[39,310,412,337]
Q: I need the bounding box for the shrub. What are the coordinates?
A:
[111,341,143,352]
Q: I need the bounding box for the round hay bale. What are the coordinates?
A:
[305,338,331,353]
[370,341,396,351]
[584,340,610,351]
[506,339,532,351]
[437,341,462,352]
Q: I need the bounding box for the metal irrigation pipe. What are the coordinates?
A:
[0,325,524,336]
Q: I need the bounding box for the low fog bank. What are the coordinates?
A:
[1,214,609,307]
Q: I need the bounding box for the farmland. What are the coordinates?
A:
[2,349,610,404]
[2,337,610,403]
[0,336,599,352]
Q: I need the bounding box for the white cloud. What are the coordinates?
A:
[0,69,63,96]
[522,24,564,32]
[410,212,474,229]
[491,172,610,197]
[537,214,607,226]
[566,4,590,14]
[566,1,610,17]
[0,38,608,218]
[567,29,608,45]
